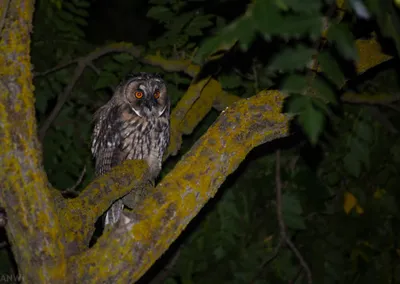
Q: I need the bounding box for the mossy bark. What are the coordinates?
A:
[0,0,66,282]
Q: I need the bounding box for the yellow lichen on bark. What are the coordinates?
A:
[67,90,289,283]
[180,79,222,134]
[167,77,221,156]
[143,52,200,77]
[0,0,66,282]
[59,160,149,253]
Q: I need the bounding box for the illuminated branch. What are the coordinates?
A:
[0,0,66,282]
[58,160,149,255]
[66,90,289,283]
[167,77,222,156]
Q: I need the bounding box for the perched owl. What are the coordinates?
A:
[91,72,170,227]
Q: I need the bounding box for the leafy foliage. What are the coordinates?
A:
[3,0,400,283]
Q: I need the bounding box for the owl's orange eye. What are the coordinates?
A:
[135,91,143,99]
[154,90,160,99]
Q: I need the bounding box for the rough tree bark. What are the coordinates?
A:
[0,0,66,282]
[0,0,394,283]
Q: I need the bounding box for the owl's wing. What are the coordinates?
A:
[91,105,123,176]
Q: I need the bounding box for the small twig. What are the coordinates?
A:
[34,45,142,78]
[38,61,86,141]
[0,0,11,37]
[289,267,303,284]
[34,58,79,77]
[233,68,254,80]
[88,62,101,75]
[38,45,142,141]
[250,239,283,284]
[275,150,312,284]
[61,166,86,198]
[252,59,260,93]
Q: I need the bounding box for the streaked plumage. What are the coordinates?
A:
[91,72,170,226]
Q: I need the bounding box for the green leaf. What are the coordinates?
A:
[282,193,306,229]
[287,95,310,114]
[185,15,214,36]
[147,6,174,21]
[213,246,225,260]
[281,74,336,104]
[259,10,322,40]
[194,3,258,62]
[312,76,337,104]
[281,74,308,94]
[282,193,303,215]
[64,2,89,17]
[326,23,358,61]
[343,152,361,177]
[298,101,325,144]
[253,0,278,34]
[355,121,373,143]
[219,74,243,89]
[94,71,118,90]
[237,16,256,50]
[167,12,196,35]
[283,213,306,229]
[72,0,90,8]
[349,137,370,169]
[268,45,315,72]
[276,0,322,13]
[112,53,134,63]
[317,51,346,87]
[103,61,121,72]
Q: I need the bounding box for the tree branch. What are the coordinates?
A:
[167,76,219,156]
[275,151,312,284]
[56,160,149,255]
[66,90,289,283]
[37,44,143,140]
[0,0,10,36]
[342,92,400,105]
[0,0,66,282]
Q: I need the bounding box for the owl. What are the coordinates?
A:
[91,72,170,227]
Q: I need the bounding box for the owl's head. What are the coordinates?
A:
[119,72,169,118]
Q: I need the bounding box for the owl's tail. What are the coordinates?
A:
[104,200,124,226]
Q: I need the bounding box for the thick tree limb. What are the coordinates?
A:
[58,160,149,255]
[0,0,66,282]
[66,90,289,283]
[167,77,221,156]
[0,0,10,35]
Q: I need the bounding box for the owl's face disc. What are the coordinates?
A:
[123,75,169,118]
